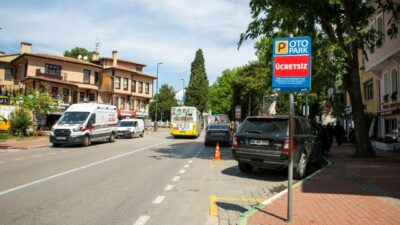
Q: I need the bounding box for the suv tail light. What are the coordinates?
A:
[232,136,239,148]
[281,139,296,153]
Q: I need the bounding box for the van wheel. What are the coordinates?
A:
[82,135,91,147]
[294,152,308,179]
[140,131,144,137]
[238,162,253,173]
[109,132,116,142]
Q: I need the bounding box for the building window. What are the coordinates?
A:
[364,80,373,101]
[145,83,149,94]
[130,98,134,110]
[63,88,70,103]
[120,97,125,109]
[45,64,62,77]
[83,69,90,84]
[131,80,136,92]
[5,68,13,81]
[376,14,384,35]
[123,78,128,90]
[79,92,85,102]
[136,67,142,72]
[385,118,397,134]
[88,93,95,101]
[384,72,390,95]
[94,72,99,85]
[51,87,59,98]
[114,96,119,107]
[392,67,398,97]
[138,81,143,93]
[115,76,121,89]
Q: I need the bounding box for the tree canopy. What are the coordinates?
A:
[185,49,209,112]
[149,84,177,121]
[64,47,93,60]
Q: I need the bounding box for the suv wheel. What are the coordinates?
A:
[82,135,91,147]
[238,162,253,173]
[294,152,308,179]
[140,131,144,137]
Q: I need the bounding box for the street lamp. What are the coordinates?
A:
[155,62,163,132]
[181,78,185,105]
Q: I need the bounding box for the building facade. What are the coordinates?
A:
[364,10,400,138]
[0,42,156,129]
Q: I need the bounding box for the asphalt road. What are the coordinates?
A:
[0,130,290,225]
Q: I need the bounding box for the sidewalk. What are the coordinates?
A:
[244,144,400,225]
[0,137,50,150]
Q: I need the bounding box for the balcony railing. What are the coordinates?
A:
[35,69,62,80]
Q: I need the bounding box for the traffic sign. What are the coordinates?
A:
[235,105,241,119]
[272,36,312,92]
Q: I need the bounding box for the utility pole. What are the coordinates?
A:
[154,62,163,132]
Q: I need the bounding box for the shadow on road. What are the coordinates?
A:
[216,202,248,213]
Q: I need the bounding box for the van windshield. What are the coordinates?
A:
[58,112,90,125]
[119,121,136,127]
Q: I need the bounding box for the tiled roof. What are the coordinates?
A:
[104,66,156,79]
[101,57,146,67]
[21,76,79,87]
[13,53,102,68]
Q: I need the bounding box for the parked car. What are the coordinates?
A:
[117,119,145,138]
[205,124,232,146]
[231,116,323,179]
[0,115,11,132]
[50,103,118,147]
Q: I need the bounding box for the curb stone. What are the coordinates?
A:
[237,158,332,225]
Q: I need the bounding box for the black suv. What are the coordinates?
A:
[231,116,322,179]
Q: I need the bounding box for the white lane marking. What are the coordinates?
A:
[192,157,196,159]
[13,158,24,161]
[32,155,43,158]
[152,195,165,204]
[48,152,57,155]
[188,160,193,164]
[179,169,185,174]
[132,215,150,225]
[172,176,180,181]
[164,185,174,191]
[0,141,169,197]
[0,161,4,164]
[61,150,68,153]
[184,164,189,168]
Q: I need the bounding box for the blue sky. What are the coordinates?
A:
[0,0,257,94]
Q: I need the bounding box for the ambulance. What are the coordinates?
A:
[50,103,118,147]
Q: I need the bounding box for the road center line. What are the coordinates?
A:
[0,141,169,197]
[0,161,4,164]
[172,176,180,181]
[179,169,186,174]
[32,155,43,158]
[164,185,174,191]
[184,164,189,168]
[49,152,57,155]
[132,215,150,225]
[13,158,24,161]
[152,195,165,204]
[188,160,193,164]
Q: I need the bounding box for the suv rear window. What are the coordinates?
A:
[238,118,288,136]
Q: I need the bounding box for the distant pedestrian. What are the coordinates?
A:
[326,123,334,148]
[334,121,344,146]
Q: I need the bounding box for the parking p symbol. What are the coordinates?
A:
[275,41,288,54]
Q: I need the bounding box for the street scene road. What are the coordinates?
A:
[0,130,290,225]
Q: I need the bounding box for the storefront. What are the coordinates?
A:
[378,108,400,139]
[117,109,136,119]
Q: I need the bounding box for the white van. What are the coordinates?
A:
[50,103,118,147]
[117,118,145,138]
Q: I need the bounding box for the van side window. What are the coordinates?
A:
[88,114,96,127]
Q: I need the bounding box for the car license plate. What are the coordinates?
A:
[56,137,66,140]
[250,139,269,145]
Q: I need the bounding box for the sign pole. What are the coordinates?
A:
[287,93,294,223]
[305,93,309,119]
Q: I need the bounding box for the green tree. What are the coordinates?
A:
[239,0,400,158]
[185,49,209,112]
[9,108,32,136]
[208,69,237,119]
[64,47,92,60]
[149,84,178,121]
[11,87,55,116]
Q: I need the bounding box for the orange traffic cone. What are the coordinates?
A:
[213,142,221,161]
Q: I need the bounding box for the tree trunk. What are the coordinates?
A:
[347,47,376,158]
